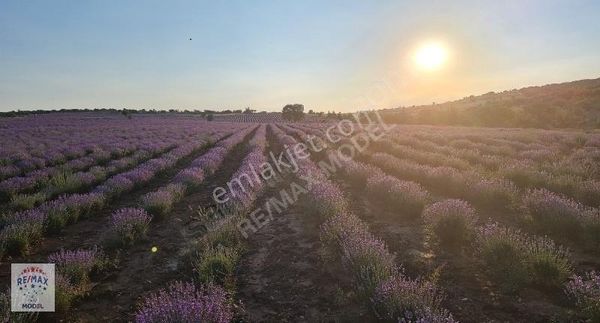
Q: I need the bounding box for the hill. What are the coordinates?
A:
[379,78,600,129]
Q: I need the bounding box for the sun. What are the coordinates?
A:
[414,42,448,71]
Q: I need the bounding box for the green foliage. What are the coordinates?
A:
[10,192,46,211]
[282,103,305,122]
[193,245,240,288]
[380,78,600,129]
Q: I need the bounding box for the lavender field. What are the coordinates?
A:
[0,112,598,322]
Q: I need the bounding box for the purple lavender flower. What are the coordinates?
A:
[373,275,456,323]
[522,188,590,241]
[343,161,379,187]
[97,175,134,196]
[191,147,227,174]
[48,247,104,285]
[565,271,600,321]
[340,232,398,296]
[134,281,233,323]
[422,199,477,250]
[174,167,205,188]
[0,211,46,256]
[141,190,174,218]
[306,182,347,218]
[366,174,429,218]
[111,208,152,244]
[0,165,20,180]
[123,167,155,184]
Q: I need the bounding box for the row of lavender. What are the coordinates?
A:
[296,122,599,321]
[129,125,268,322]
[1,123,256,321]
[381,131,600,207]
[0,143,176,211]
[367,148,600,252]
[0,114,225,178]
[0,125,245,260]
[274,124,456,322]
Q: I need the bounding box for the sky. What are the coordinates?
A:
[1,0,599,112]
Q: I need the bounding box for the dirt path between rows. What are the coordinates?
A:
[235,125,369,322]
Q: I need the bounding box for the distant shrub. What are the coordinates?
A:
[565,271,600,322]
[423,199,477,251]
[111,208,152,245]
[372,275,456,322]
[134,281,232,323]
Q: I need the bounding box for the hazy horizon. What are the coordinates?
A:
[2,0,600,112]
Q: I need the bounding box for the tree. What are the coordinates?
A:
[282,104,305,122]
[244,107,256,114]
[308,109,314,114]
[206,114,214,121]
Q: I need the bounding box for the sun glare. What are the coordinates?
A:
[414,42,448,71]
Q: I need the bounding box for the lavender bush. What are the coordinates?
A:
[48,247,104,285]
[174,167,205,188]
[372,275,456,323]
[527,237,572,289]
[193,245,240,288]
[340,233,398,296]
[306,182,348,218]
[111,208,152,245]
[423,199,477,251]
[522,188,588,241]
[134,281,233,323]
[476,223,529,292]
[141,190,175,218]
[565,271,600,322]
[366,174,429,218]
[0,210,46,256]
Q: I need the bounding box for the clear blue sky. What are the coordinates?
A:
[1,0,599,112]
